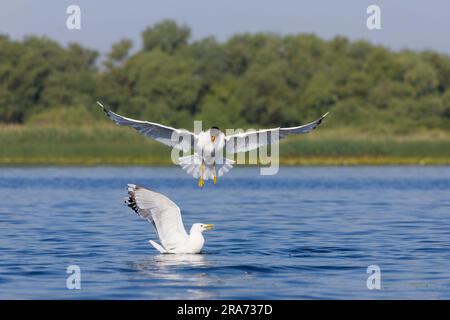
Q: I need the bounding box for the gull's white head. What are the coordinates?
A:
[191,223,215,234]
[209,127,221,143]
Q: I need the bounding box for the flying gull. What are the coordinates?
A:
[97,101,328,187]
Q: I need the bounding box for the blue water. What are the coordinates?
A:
[0,166,449,299]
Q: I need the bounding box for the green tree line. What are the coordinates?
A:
[1,20,449,132]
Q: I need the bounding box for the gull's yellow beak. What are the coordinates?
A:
[204,224,215,231]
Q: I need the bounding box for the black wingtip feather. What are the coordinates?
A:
[96,101,111,117]
[126,184,142,216]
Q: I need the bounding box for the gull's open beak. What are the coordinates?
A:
[204,224,215,231]
[211,136,216,143]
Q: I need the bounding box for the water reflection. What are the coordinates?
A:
[129,254,219,299]
[131,253,211,272]
[152,253,209,267]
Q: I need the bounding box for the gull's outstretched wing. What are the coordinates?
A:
[126,184,189,251]
[97,101,196,151]
[225,112,329,154]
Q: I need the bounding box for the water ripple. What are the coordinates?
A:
[0,166,449,299]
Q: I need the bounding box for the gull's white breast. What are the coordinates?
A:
[196,131,225,162]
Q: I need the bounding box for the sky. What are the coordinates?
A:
[1,0,449,55]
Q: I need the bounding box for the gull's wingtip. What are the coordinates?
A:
[313,111,330,126]
[127,184,148,193]
[96,101,110,116]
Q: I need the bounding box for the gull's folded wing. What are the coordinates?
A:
[97,101,196,151]
[126,184,189,251]
[225,112,329,154]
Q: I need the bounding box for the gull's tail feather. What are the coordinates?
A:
[149,240,167,254]
[179,155,202,179]
[178,155,234,179]
[217,158,234,177]
[203,164,214,180]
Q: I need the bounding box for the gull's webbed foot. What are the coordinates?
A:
[213,175,217,185]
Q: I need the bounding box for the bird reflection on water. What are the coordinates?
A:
[153,253,210,268]
[128,253,220,299]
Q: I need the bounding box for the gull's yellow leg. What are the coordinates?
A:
[198,163,204,188]
[213,162,217,185]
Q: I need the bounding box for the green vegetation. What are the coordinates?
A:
[0,124,448,165]
[0,20,449,165]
